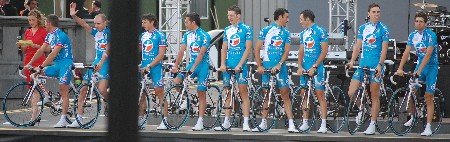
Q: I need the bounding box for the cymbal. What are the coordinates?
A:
[414,3,438,8]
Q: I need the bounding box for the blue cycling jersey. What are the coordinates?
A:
[44,28,73,61]
[140,29,167,66]
[300,23,328,63]
[91,27,110,62]
[223,22,253,61]
[357,21,390,66]
[258,23,291,62]
[182,27,211,63]
[407,28,438,67]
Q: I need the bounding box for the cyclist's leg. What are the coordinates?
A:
[315,65,327,121]
[237,64,250,118]
[98,60,110,101]
[58,61,73,116]
[196,64,209,118]
[151,64,167,116]
[278,64,292,120]
[424,67,437,124]
[369,72,382,122]
[299,75,309,119]
[77,69,93,116]
[348,68,363,97]
[261,72,270,119]
[222,67,232,119]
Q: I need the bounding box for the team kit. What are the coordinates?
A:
[16,3,441,137]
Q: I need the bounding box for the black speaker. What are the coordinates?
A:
[437,65,450,118]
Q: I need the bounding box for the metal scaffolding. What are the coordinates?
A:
[328,0,357,60]
[159,0,190,63]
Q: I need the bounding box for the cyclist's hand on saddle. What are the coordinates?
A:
[95,63,103,72]
[257,66,265,74]
[345,61,353,70]
[272,64,281,74]
[307,68,316,76]
[234,65,242,73]
[297,68,304,76]
[219,65,226,72]
[395,69,404,77]
[171,67,178,73]
[376,65,382,78]
[413,70,421,77]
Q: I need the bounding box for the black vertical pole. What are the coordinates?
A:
[108,0,140,142]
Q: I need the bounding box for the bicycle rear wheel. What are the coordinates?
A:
[73,83,101,129]
[3,82,44,127]
[137,89,151,129]
[420,88,444,135]
[202,85,221,130]
[346,87,368,135]
[376,87,394,134]
[162,84,189,130]
[295,87,317,133]
[251,86,277,132]
[326,85,347,133]
[216,86,235,131]
[388,88,417,136]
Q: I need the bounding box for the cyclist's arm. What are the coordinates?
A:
[190,46,208,71]
[174,44,187,68]
[279,43,291,64]
[148,47,166,68]
[314,41,328,67]
[71,13,93,33]
[416,46,434,73]
[220,42,228,67]
[377,41,388,68]
[298,44,304,68]
[41,45,63,67]
[397,45,411,71]
[26,43,49,66]
[349,39,362,63]
[254,40,264,67]
[237,40,252,67]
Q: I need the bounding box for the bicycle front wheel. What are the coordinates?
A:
[3,82,44,127]
[346,87,369,135]
[388,87,417,136]
[326,85,347,133]
[73,83,101,129]
[202,85,221,130]
[251,86,277,132]
[162,84,189,130]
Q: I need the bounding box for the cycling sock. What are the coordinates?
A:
[370,120,376,126]
[289,119,294,126]
[243,117,249,125]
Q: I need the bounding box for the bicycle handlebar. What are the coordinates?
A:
[17,65,27,79]
[390,73,421,87]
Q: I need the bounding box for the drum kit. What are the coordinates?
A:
[415,1,450,64]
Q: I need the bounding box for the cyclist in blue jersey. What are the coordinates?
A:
[296,10,329,133]
[26,14,74,128]
[138,13,168,130]
[69,2,110,128]
[171,12,211,131]
[252,8,298,133]
[214,5,253,132]
[395,12,438,136]
[345,3,390,135]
